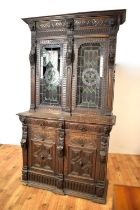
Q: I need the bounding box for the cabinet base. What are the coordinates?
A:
[21,179,107,204]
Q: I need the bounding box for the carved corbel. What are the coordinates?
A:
[20,121,27,149]
[19,116,27,148]
[104,125,112,136]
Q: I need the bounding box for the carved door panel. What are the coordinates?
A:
[28,124,57,174]
[64,127,98,194]
[27,119,65,191]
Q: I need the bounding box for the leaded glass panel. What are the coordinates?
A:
[40,46,61,105]
[77,44,102,108]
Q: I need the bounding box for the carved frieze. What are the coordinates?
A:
[36,17,118,31]
[36,20,67,30]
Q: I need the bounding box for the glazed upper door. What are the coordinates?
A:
[36,39,68,111]
[72,38,109,114]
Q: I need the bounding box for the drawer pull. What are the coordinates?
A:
[79,126,87,132]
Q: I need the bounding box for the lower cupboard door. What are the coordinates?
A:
[64,130,98,195]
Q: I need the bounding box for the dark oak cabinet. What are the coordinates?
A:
[18,10,126,203]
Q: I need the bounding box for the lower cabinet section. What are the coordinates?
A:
[19,116,112,203]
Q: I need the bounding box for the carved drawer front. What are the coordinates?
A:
[65,122,104,133]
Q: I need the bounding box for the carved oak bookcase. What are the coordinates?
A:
[18,10,126,203]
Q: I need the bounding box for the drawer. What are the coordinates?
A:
[29,125,58,142]
[26,118,64,129]
[65,129,99,149]
[65,122,104,133]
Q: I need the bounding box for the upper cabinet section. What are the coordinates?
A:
[23,10,126,115]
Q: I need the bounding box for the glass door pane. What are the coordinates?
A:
[77,43,102,108]
[40,46,61,106]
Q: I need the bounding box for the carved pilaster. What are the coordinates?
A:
[65,18,74,113]
[100,125,111,163]
[100,136,108,163]
[19,116,28,181]
[29,21,36,111]
[57,121,65,158]
[56,121,65,189]
[96,125,112,184]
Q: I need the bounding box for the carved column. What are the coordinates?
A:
[56,121,65,190]
[96,125,112,197]
[19,116,28,181]
[65,18,74,113]
[28,21,36,111]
